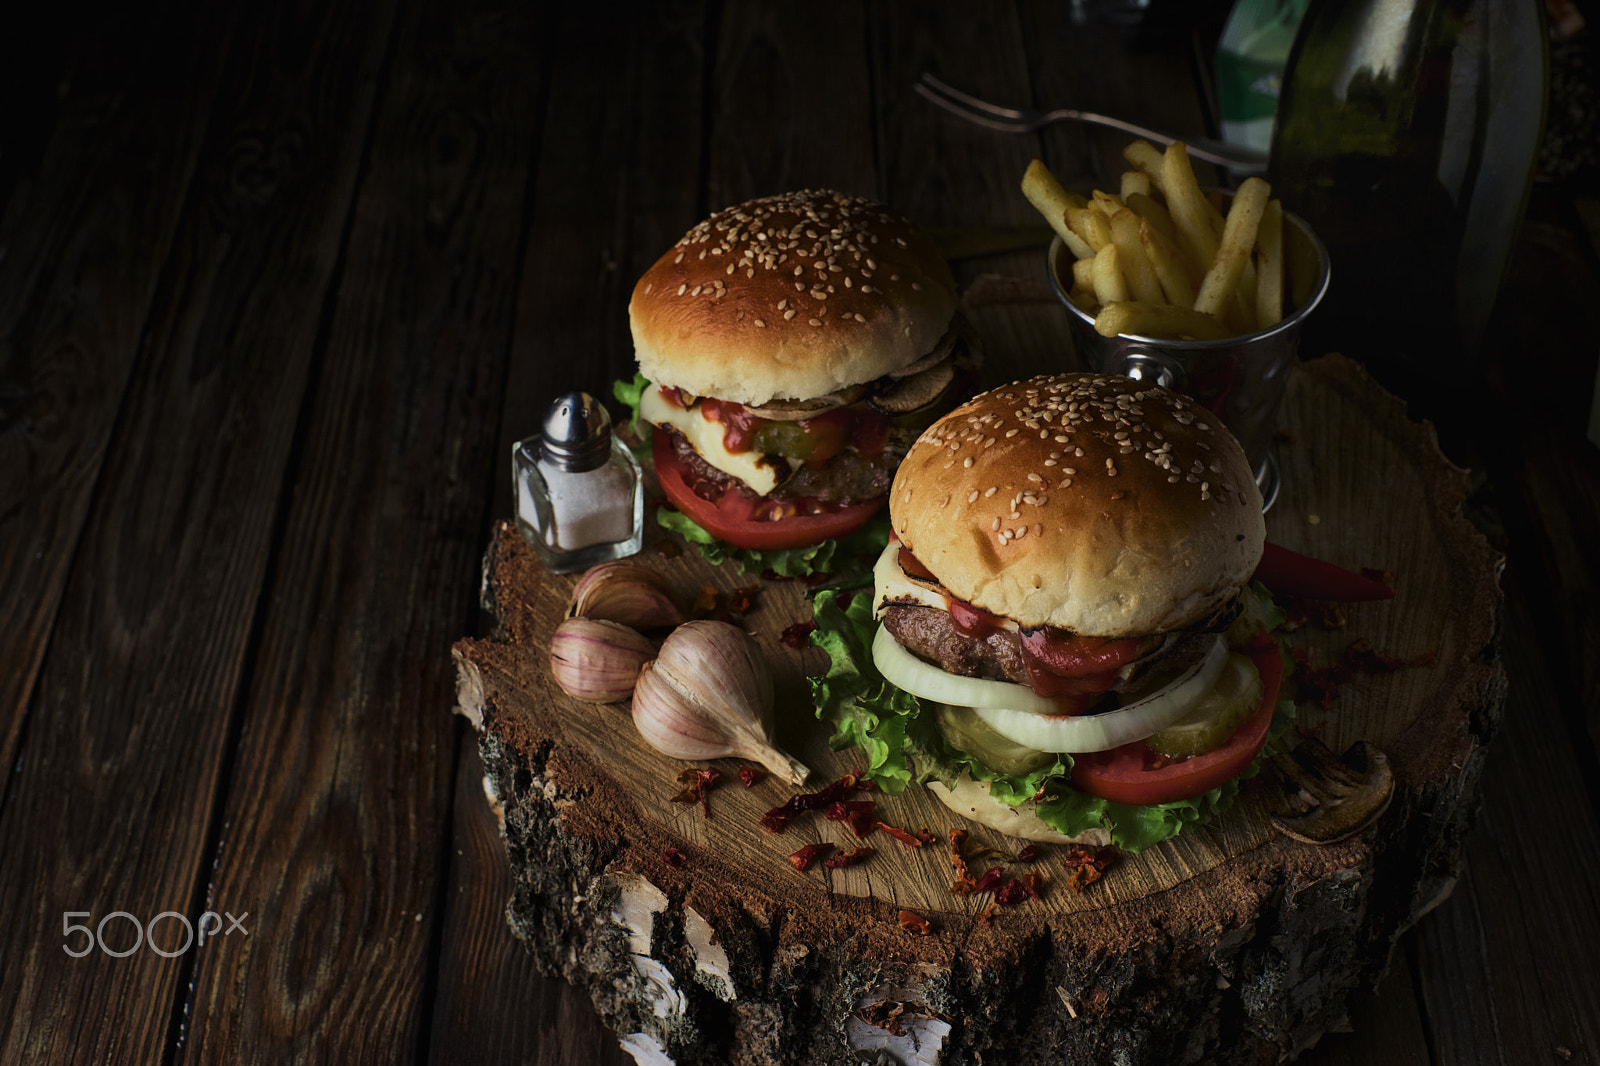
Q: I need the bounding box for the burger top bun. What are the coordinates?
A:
[891,373,1264,636]
[628,190,957,407]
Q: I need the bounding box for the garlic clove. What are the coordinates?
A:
[549,617,655,704]
[629,620,811,786]
[566,560,686,630]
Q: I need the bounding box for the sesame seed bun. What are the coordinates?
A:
[890,374,1264,635]
[628,190,958,406]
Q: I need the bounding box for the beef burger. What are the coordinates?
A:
[818,372,1290,851]
[628,190,978,562]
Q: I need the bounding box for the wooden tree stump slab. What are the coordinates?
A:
[452,353,1503,1066]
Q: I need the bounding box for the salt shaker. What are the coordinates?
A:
[513,391,644,574]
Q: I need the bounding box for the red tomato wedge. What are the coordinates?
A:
[652,428,883,551]
[1070,638,1285,806]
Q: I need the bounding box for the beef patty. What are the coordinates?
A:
[879,602,1238,694]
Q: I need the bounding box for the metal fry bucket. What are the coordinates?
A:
[1047,204,1330,511]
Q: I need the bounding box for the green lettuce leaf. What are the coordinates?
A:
[808,582,1295,853]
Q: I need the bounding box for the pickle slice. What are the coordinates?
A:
[934,703,1054,777]
[1145,652,1263,758]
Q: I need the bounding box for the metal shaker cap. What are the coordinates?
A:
[538,391,612,472]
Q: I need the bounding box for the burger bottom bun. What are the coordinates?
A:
[926,776,1111,846]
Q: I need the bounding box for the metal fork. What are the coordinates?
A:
[915,73,1268,174]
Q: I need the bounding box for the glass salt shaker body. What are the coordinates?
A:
[513,391,643,574]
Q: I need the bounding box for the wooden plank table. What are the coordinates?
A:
[1,2,1596,1063]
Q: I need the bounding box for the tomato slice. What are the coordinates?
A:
[1069,638,1284,806]
[652,428,884,550]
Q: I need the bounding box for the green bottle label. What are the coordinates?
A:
[1217,49,1286,123]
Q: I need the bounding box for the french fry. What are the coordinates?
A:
[1255,198,1285,329]
[1022,159,1095,259]
[1091,243,1131,306]
[1125,191,1181,252]
[1090,190,1125,219]
[1094,300,1232,341]
[1233,258,1260,334]
[1194,176,1270,319]
[1138,217,1198,308]
[1068,206,1113,254]
[1022,140,1285,343]
[1069,285,1099,312]
[1122,139,1168,190]
[1108,210,1164,304]
[1159,143,1221,279]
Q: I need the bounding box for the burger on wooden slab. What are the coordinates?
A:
[624,189,980,573]
[813,373,1294,851]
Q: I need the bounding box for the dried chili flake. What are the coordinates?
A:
[877,823,926,847]
[760,772,867,833]
[661,847,687,868]
[825,800,878,838]
[726,585,759,614]
[996,871,1043,906]
[669,767,722,818]
[824,846,874,869]
[1016,844,1041,863]
[948,828,975,889]
[1293,640,1438,712]
[977,902,998,926]
[897,909,935,936]
[691,584,718,617]
[971,868,1005,895]
[780,620,818,649]
[1062,845,1119,893]
[738,765,765,788]
[788,842,836,871]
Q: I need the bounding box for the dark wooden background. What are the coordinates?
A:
[2,1,1597,1064]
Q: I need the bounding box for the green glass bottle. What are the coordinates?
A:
[1268,0,1547,404]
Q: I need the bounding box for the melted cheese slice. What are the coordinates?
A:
[872,540,1021,629]
[639,384,786,496]
[873,541,943,616]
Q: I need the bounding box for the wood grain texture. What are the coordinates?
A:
[0,2,397,1063]
[1407,563,1600,1066]
[0,0,236,788]
[175,0,543,1060]
[708,1,875,205]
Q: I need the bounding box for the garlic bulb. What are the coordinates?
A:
[549,617,654,704]
[566,560,686,630]
[631,620,811,785]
